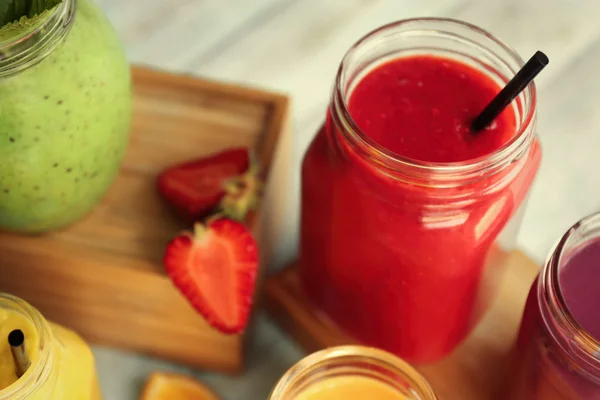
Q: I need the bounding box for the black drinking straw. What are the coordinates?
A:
[471,50,549,132]
[8,329,31,378]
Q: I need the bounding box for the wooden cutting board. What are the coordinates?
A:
[264,251,541,399]
[0,66,289,374]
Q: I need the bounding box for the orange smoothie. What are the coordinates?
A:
[269,346,437,400]
[295,376,407,399]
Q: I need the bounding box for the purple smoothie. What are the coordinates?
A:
[560,239,600,341]
[506,236,600,399]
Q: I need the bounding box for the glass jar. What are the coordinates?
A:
[269,346,438,399]
[0,0,132,233]
[299,18,541,363]
[506,213,600,399]
[0,293,101,399]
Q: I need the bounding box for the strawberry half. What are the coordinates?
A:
[157,147,261,222]
[163,218,259,334]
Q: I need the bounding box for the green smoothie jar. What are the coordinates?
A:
[0,0,132,233]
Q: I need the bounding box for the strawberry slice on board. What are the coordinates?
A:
[163,218,259,334]
[157,147,261,222]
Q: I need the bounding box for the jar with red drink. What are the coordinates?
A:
[299,18,542,362]
[506,213,600,399]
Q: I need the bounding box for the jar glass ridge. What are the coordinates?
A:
[331,18,537,188]
[0,0,75,77]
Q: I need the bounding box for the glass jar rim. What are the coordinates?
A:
[0,0,75,77]
[269,345,438,399]
[541,212,600,370]
[0,294,54,400]
[331,17,537,184]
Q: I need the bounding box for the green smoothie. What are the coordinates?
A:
[0,0,132,233]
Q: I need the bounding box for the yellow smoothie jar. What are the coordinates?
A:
[269,346,438,400]
[0,293,101,400]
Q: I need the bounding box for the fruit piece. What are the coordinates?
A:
[163,218,258,334]
[157,147,261,222]
[140,372,220,400]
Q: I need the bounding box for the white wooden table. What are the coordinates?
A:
[93,0,600,398]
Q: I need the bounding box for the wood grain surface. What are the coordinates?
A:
[264,251,541,400]
[0,66,289,373]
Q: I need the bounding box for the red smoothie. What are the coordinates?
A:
[300,52,541,361]
[348,55,515,162]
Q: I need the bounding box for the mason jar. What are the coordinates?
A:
[0,293,101,399]
[0,0,132,233]
[505,213,600,399]
[299,18,541,363]
[269,346,438,399]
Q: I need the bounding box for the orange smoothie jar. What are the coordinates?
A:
[269,346,438,400]
[0,294,101,400]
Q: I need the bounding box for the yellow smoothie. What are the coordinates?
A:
[0,295,101,400]
[295,376,407,399]
[0,308,39,389]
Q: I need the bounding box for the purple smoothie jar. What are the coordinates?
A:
[506,212,600,399]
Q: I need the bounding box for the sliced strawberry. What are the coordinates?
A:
[163,218,259,334]
[157,147,260,222]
